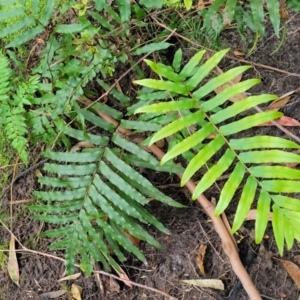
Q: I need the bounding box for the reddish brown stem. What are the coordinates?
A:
[80,98,262,300]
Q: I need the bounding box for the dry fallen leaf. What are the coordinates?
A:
[267,96,291,111]
[71,141,95,152]
[115,81,123,93]
[57,272,81,282]
[181,279,224,290]
[196,244,207,275]
[71,283,83,300]
[40,290,67,299]
[207,133,217,139]
[116,267,133,288]
[279,291,287,298]
[233,50,244,56]
[107,277,121,292]
[258,116,300,127]
[279,0,289,19]
[281,259,300,288]
[267,88,299,111]
[245,209,273,221]
[7,236,19,286]
[196,0,213,11]
[123,230,140,247]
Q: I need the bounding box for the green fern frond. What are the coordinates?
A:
[134,48,300,255]
[0,52,40,162]
[287,0,300,12]
[194,0,281,37]
[0,0,57,48]
[32,130,183,274]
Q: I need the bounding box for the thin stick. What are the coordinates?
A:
[10,200,31,205]
[0,219,176,300]
[0,163,23,170]
[10,156,20,230]
[81,98,262,300]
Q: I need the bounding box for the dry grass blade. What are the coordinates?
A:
[57,272,81,282]
[267,96,291,111]
[40,290,67,298]
[181,279,224,290]
[280,259,300,288]
[71,283,83,300]
[246,209,273,221]
[196,0,214,11]
[117,267,133,288]
[7,236,19,286]
[196,244,207,275]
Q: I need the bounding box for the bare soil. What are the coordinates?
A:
[1,12,300,300]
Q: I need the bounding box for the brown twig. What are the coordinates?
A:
[10,199,32,205]
[80,98,262,300]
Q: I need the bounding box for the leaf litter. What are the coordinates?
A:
[280,259,300,288]
[7,236,19,286]
[181,279,224,290]
[57,272,81,282]
[196,244,207,275]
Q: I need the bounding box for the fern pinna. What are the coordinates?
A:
[30,106,183,274]
[134,48,300,254]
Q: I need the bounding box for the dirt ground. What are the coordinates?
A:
[1,11,300,300]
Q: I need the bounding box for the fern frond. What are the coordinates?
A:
[287,0,300,12]
[198,0,281,37]
[0,52,40,162]
[0,0,56,48]
[32,136,182,274]
[134,48,300,255]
